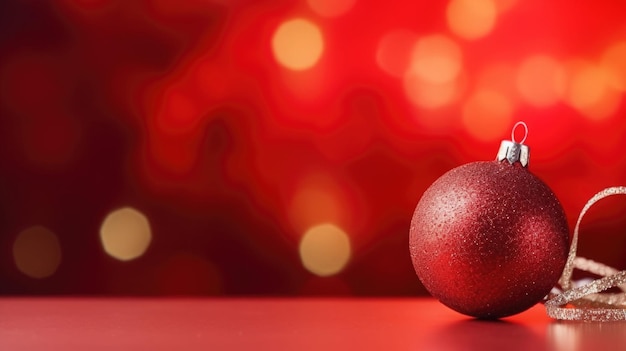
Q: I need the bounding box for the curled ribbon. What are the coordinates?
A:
[546,187,626,321]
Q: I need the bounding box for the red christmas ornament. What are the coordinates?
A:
[409,122,570,319]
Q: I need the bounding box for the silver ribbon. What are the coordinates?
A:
[546,187,626,321]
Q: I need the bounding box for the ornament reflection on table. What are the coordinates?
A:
[409,122,570,319]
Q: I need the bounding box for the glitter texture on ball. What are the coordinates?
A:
[409,160,569,319]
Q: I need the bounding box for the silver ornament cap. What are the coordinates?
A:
[497,121,529,167]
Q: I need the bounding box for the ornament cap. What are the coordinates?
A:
[496,122,530,167]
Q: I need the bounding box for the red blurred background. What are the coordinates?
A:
[1,0,626,296]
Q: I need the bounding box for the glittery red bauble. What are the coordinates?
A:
[409,161,569,319]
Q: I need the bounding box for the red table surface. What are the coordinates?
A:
[0,297,623,350]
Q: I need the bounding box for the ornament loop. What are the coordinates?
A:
[497,121,530,167]
[511,121,528,144]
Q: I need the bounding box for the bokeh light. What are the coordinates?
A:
[446,0,497,40]
[100,207,152,261]
[564,61,621,120]
[601,41,626,92]
[307,0,356,17]
[410,35,462,84]
[1,0,626,297]
[404,76,459,110]
[299,223,351,277]
[288,174,348,234]
[376,29,418,78]
[272,18,324,71]
[516,54,565,108]
[493,0,518,13]
[404,34,463,109]
[13,226,62,279]
[462,89,513,142]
